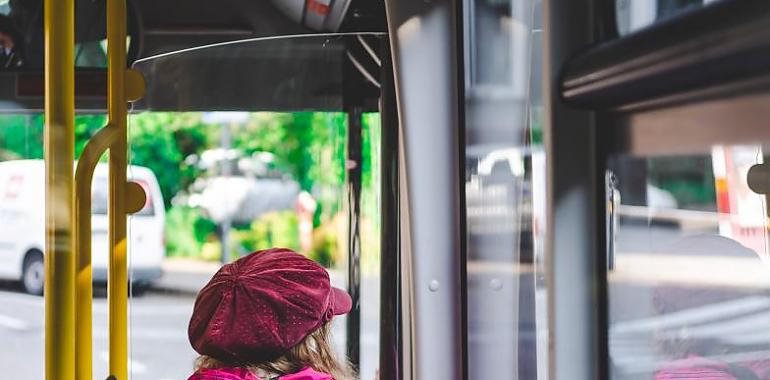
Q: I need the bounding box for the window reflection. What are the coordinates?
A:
[616,0,718,35]
[0,14,23,68]
[463,0,543,378]
[608,146,770,379]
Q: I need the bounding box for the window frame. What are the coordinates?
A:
[544,0,770,379]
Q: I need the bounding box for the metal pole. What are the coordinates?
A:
[542,0,612,379]
[346,108,363,371]
[44,0,76,377]
[107,0,130,377]
[384,0,466,378]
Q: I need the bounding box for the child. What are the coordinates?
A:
[187,247,355,380]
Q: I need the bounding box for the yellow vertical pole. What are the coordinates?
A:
[44,0,75,378]
[107,0,129,378]
[74,166,93,380]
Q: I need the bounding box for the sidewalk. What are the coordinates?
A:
[151,258,348,295]
[151,258,221,295]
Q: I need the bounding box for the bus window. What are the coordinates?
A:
[0,113,117,377]
[607,148,770,379]
[125,34,384,380]
[463,0,544,378]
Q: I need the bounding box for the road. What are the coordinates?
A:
[0,273,381,380]
[3,223,770,380]
[0,285,199,380]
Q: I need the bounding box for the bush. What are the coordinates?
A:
[232,211,300,257]
[230,211,348,268]
[309,213,347,268]
[165,206,217,259]
[310,226,335,267]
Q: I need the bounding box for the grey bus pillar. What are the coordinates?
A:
[384,1,466,379]
[542,0,612,379]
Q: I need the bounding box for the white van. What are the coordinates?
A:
[0,160,165,294]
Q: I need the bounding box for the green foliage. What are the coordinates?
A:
[164,205,217,258]
[232,211,300,255]
[0,114,44,159]
[231,112,347,191]
[360,113,382,272]
[309,218,343,268]
[0,111,376,268]
[75,115,108,159]
[129,112,214,208]
[0,114,107,161]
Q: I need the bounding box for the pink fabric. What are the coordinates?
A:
[188,366,334,380]
[654,355,765,380]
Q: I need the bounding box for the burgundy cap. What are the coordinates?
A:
[188,248,352,363]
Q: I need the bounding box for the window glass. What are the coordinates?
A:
[616,0,719,35]
[127,34,384,380]
[0,113,110,378]
[608,146,770,379]
[359,112,382,380]
[463,0,545,378]
[0,114,45,379]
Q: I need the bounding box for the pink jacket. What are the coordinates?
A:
[654,355,770,380]
[188,366,334,380]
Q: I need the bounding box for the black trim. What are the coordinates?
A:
[562,0,770,108]
[378,36,402,380]
[452,0,468,379]
[345,108,363,372]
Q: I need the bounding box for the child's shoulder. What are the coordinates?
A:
[279,367,335,380]
[188,367,261,380]
[187,367,335,380]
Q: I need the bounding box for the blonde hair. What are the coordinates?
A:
[195,322,355,380]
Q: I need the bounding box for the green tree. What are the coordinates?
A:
[128,112,214,208]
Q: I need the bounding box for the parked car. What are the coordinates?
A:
[466,147,536,263]
[0,160,165,294]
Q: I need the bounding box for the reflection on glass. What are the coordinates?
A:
[464,0,544,378]
[615,0,718,35]
[0,14,23,69]
[608,146,770,379]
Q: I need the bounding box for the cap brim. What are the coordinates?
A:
[330,287,352,315]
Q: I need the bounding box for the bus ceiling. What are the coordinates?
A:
[0,0,386,113]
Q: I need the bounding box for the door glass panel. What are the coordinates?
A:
[616,0,719,35]
[608,146,770,379]
[359,112,382,380]
[127,34,384,380]
[463,0,545,378]
[0,113,112,379]
[0,114,45,379]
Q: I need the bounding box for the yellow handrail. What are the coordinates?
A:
[71,2,146,379]
[45,0,145,377]
[75,126,119,380]
[107,0,132,378]
[44,0,76,378]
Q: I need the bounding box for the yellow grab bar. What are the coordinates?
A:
[44,0,76,378]
[72,3,146,380]
[107,0,135,378]
[45,0,145,377]
[75,126,119,380]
